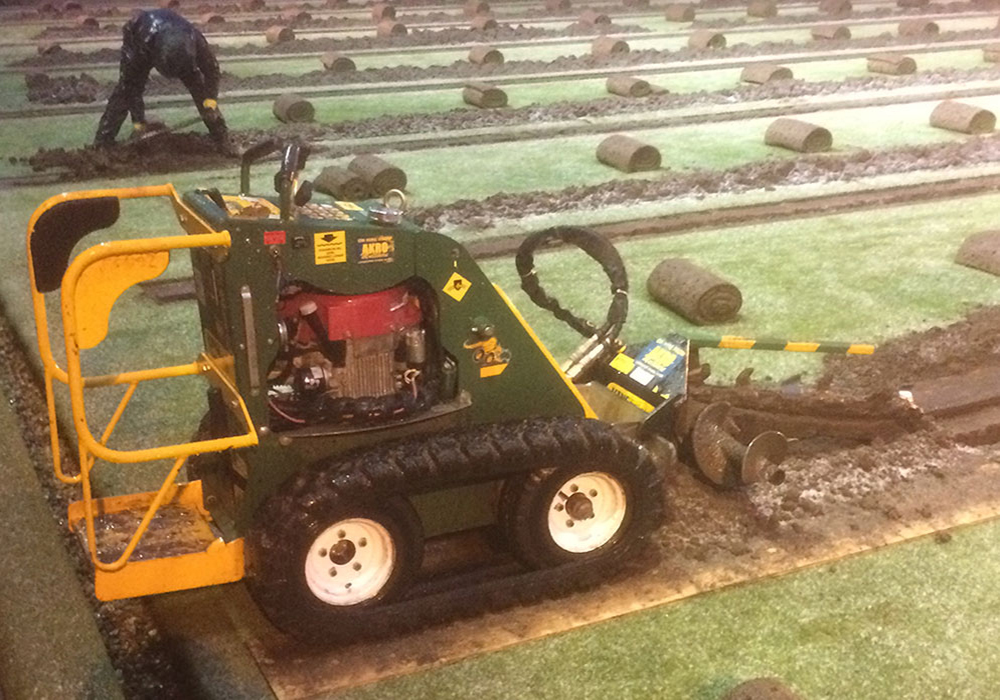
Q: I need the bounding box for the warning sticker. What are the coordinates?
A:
[443,272,471,301]
[357,235,395,264]
[314,231,347,265]
[336,201,364,211]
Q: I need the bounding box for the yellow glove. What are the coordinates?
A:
[203,98,218,111]
[133,122,147,132]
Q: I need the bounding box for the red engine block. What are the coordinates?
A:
[278,284,422,342]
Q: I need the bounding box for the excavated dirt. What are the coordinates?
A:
[25,44,1000,105]
[412,133,1000,230]
[17,22,1000,68]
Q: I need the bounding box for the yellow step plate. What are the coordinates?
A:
[68,480,244,601]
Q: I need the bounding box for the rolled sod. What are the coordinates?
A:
[61,0,82,11]
[463,81,508,108]
[740,63,793,84]
[983,44,1000,62]
[76,15,98,27]
[469,45,504,64]
[647,258,742,325]
[579,9,611,25]
[471,15,499,30]
[592,36,629,56]
[811,24,851,40]
[929,101,996,134]
[819,0,852,14]
[867,52,916,74]
[896,0,928,7]
[200,13,225,24]
[664,3,695,21]
[898,18,938,36]
[281,9,311,23]
[956,231,1000,276]
[377,20,408,37]
[315,166,370,202]
[371,3,395,21]
[688,30,725,49]
[596,134,661,172]
[721,678,804,700]
[320,51,356,72]
[765,118,832,152]
[37,41,61,55]
[465,0,491,17]
[265,25,295,43]
[348,155,407,194]
[545,0,571,10]
[272,94,315,123]
[606,75,651,97]
[242,0,265,10]
[747,0,777,17]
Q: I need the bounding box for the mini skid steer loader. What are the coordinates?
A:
[26,141,788,642]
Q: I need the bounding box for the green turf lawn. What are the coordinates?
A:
[331,514,1000,700]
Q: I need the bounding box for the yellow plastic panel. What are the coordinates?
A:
[73,251,169,349]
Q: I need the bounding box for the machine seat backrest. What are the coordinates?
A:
[31,197,121,293]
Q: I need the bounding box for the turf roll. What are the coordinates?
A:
[647,259,742,325]
[747,0,777,17]
[471,15,498,30]
[898,18,938,36]
[320,51,356,72]
[592,36,629,56]
[265,25,295,43]
[929,101,995,134]
[596,134,661,172]
[348,155,407,194]
[983,44,1000,62]
[61,1,81,11]
[469,45,504,64]
[819,0,852,14]
[36,41,61,55]
[896,0,928,6]
[200,13,225,24]
[371,3,395,21]
[76,15,98,27]
[722,678,803,700]
[740,63,792,84]
[811,24,850,40]
[545,0,571,10]
[688,30,726,49]
[463,81,508,108]
[315,166,370,202]
[281,9,311,23]
[272,94,315,123]
[242,0,265,10]
[956,231,1000,276]
[579,9,611,25]
[377,20,408,36]
[764,118,832,152]
[664,3,695,21]
[606,75,651,97]
[867,52,916,74]
[465,0,491,17]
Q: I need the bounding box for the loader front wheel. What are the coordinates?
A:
[500,437,661,570]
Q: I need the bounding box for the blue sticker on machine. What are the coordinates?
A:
[631,334,688,400]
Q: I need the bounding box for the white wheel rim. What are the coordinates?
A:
[304,518,395,606]
[547,471,627,553]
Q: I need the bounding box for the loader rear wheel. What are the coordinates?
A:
[500,434,661,569]
[246,493,423,643]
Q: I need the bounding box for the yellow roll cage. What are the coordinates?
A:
[26,184,257,599]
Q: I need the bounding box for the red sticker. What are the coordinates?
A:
[264,230,286,245]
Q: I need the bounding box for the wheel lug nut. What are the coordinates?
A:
[566,520,574,528]
[353,562,362,571]
[555,504,564,512]
[358,538,367,547]
[328,567,337,577]
[588,489,597,497]
[337,530,346,539]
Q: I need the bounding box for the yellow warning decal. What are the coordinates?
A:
[336,201,363,211]
[314,231,347,265]
[443,272,472,301]
[610,352,635,374]
[222,195,280,217]
[607,382,654,413]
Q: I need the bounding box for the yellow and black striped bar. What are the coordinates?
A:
[690,335,875,355]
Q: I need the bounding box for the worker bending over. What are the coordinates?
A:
[95,9,230,150]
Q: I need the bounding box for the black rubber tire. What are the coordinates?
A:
[246,491,423,643]
[500,430,661,569]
